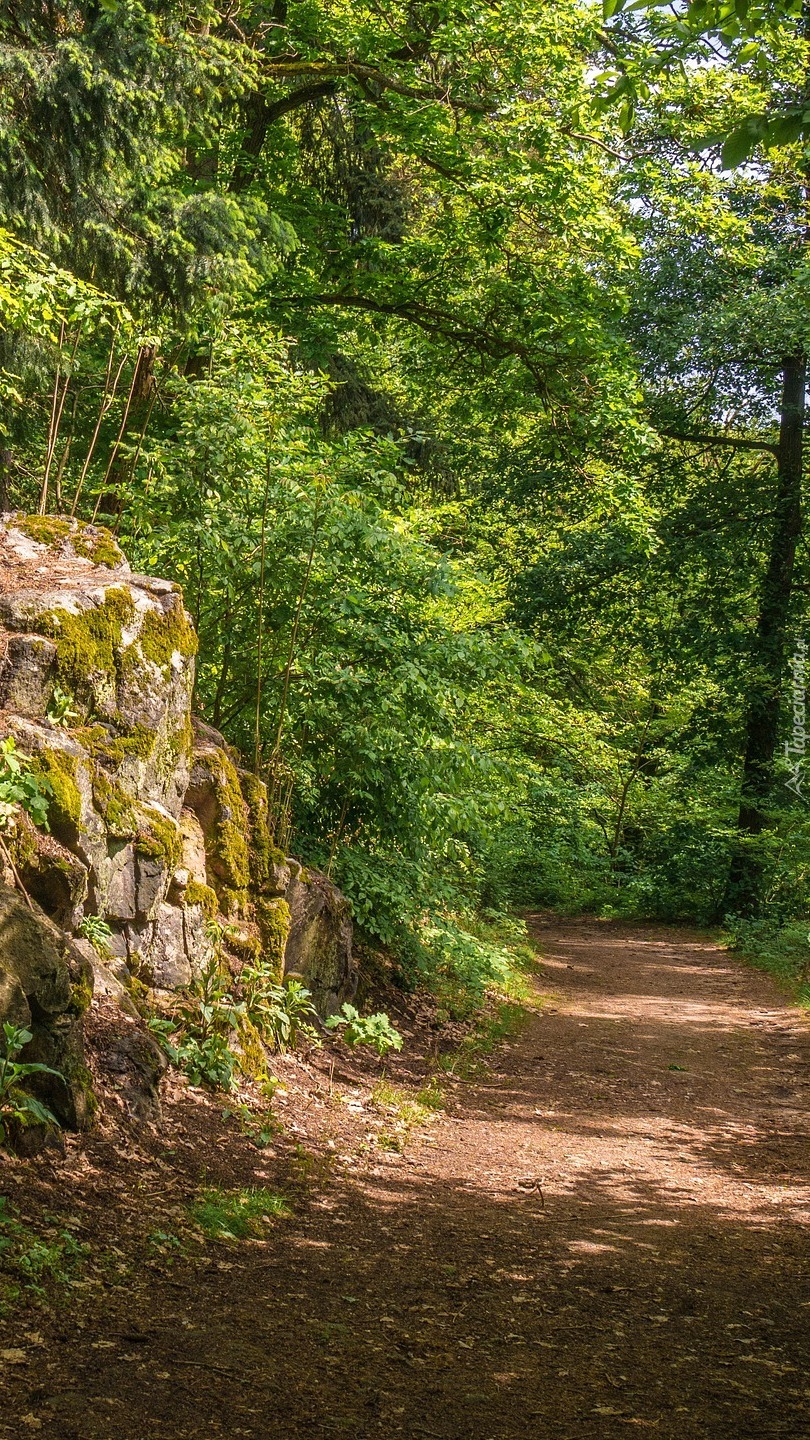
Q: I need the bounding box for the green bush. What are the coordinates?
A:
[326,1004,403,1057]
[0,1023,62,1145]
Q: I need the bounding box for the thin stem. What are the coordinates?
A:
[39,321,66,514]
[71,330,123,518]
[254,454,273,774]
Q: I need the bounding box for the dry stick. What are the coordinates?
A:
[92,352,141,522]
[71,330,123,517]
[40,324,82,515]
[0,832,33,910]
[53,390,80,512]
[39,320,65,514]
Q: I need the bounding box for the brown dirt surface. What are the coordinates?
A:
[1,916,810,1439]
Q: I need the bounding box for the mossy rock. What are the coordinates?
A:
[185,745,251,898]
[135,600,197,675]
[134,805,183,870]
[40,586,136,717]
[13,515,125,570]
[256,897,291,981]
[184,881,218,918]
[0,876,95,1129]
[91,768,137,839]
[31,747,84,837]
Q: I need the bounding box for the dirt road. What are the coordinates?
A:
[3,919,810,1438]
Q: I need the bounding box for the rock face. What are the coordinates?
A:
[0,877,93,1127]
[0,515,355,1127]
[284,865,357,1017]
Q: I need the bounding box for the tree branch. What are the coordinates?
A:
[229,81,338,193]
[266,291,550,387]
[659,427,779,456]
[262,60,496,113]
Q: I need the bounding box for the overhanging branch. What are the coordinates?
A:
[660,427,779,457]
[266,290,550,387]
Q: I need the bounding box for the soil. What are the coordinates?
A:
[1,916,809,1440]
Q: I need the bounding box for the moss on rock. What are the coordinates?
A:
[134,807,182,869]
[40,587,136,703]
[137,599,197,674]
[91,770,136,838]
[14,515,124,570]
[184,881,218,918]
[239,771,273,887]
[256,897,290,981]
[31,749,83,835]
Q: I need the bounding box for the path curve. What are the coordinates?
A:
[10,919,810,1440]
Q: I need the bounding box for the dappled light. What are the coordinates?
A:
[4,918,806,1439]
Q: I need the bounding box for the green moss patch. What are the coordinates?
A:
[184,881,218,918]
[137,599,198,675]
[15,515,73,548]
[238,771,279,887]
[31,749,83,836]
[13,515,124,569]
[91,769,136,838]
[41,587,136,702]
[134,806,182,868]
[195,749,251,897]
[256,897,290,979]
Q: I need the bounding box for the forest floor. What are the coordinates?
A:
[1,917,809,1439]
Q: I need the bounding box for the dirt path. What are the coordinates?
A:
[3,918,810,1439]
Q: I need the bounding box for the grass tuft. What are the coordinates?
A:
[189,1186,290,1241]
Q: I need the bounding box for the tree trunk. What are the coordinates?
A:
[723,352,806,915]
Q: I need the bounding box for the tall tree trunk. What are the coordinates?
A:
[723,353,806,915]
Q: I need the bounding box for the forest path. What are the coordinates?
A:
[10,918,810,1439]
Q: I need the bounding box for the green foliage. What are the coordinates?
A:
[2,0,808,991]
[189,1187,290,1242]
[77,914,113,956]
[0,1198,87,1310]
[325,1004,403,1058]
[241,968,317,1054]
[46,683,80,729]
[149,953,243,1091]
[0,1023,62,1145]
[0,738,51,831]
[724,918,810,1007]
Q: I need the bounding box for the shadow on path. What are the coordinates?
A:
[5,918,810,1440]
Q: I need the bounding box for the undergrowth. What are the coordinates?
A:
[0,1198,88,1312]
[724,917,810,1007]
[402,909,539,1022]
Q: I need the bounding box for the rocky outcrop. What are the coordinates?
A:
[0,876,93,1128]
[0,515,355,1129]
[284,864,356,1017]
